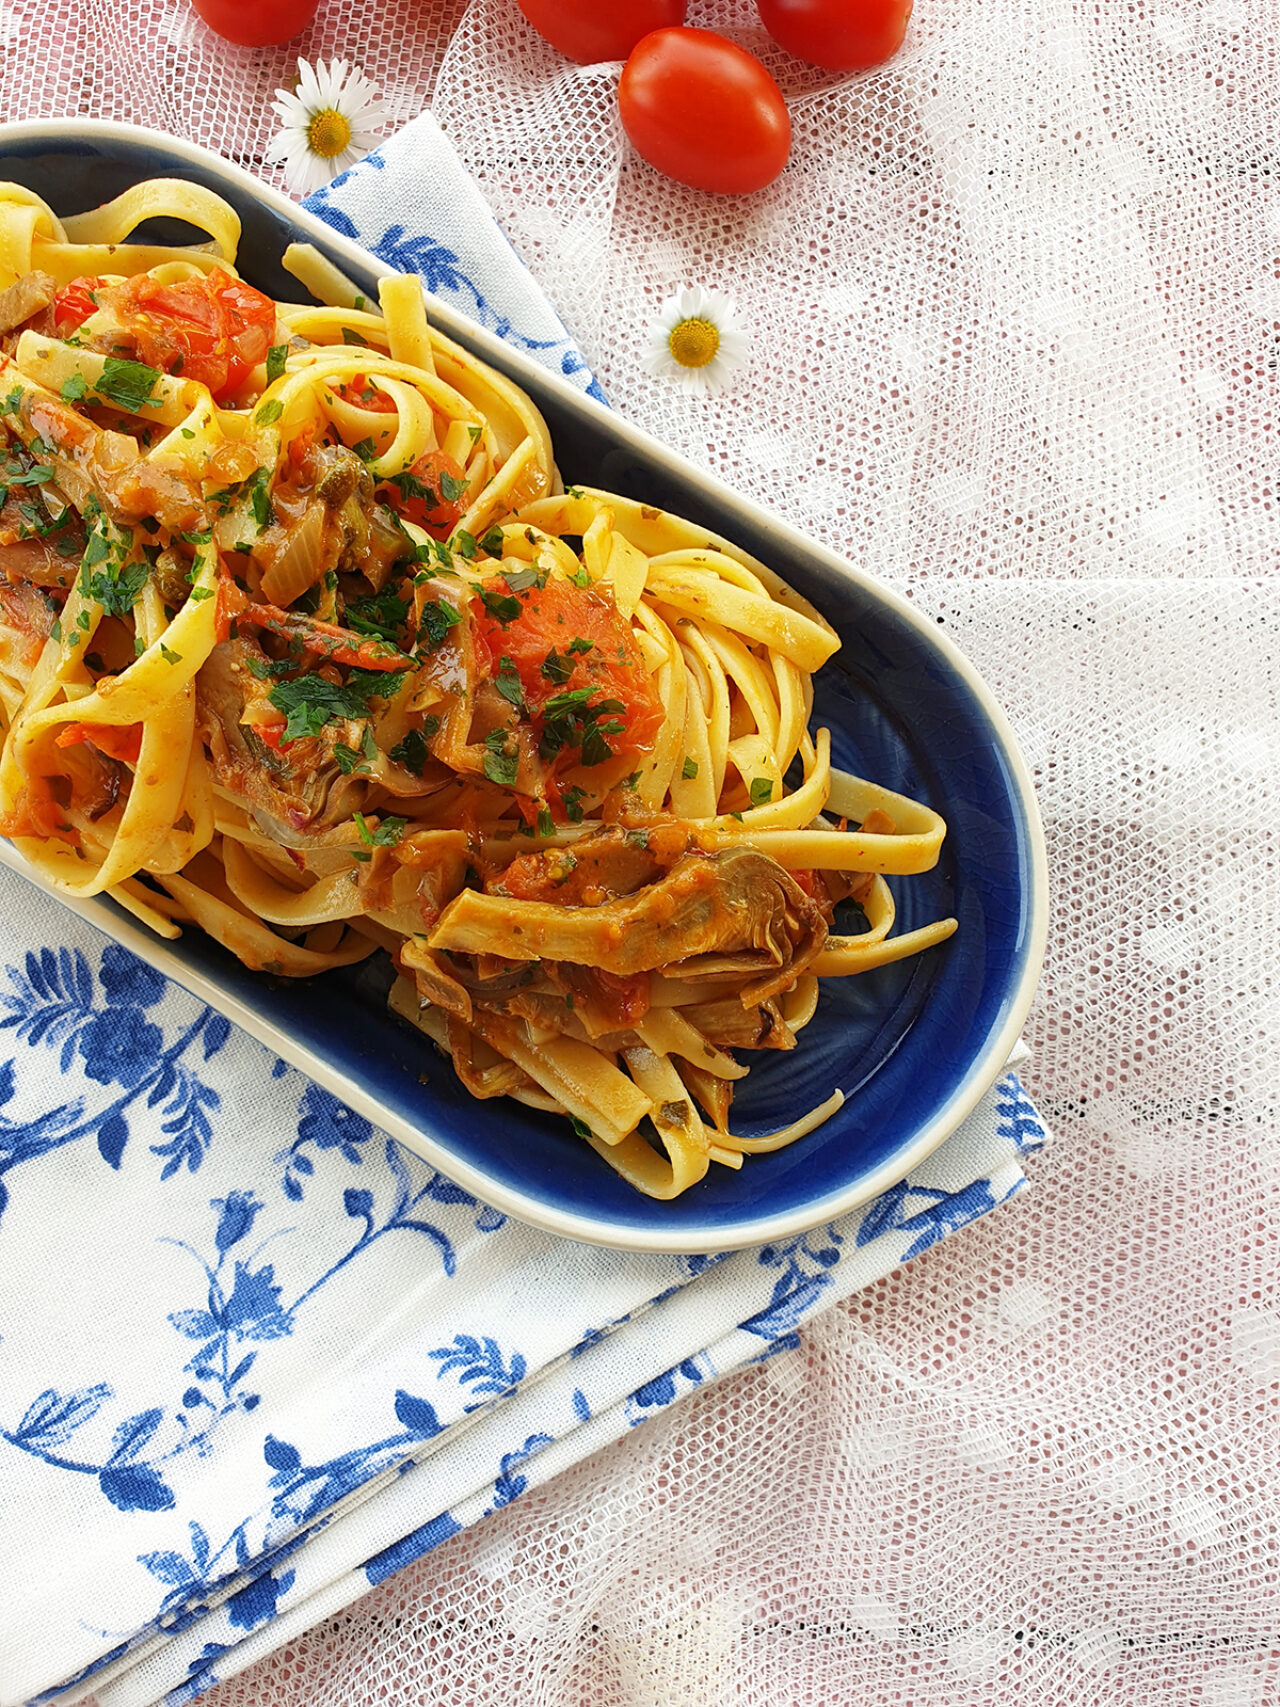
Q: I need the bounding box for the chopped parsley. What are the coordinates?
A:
[78,522,146,619]
[749,777,775,808]
[1,385,23,416]
[243,653,295,680]
[540,647,574,685]
[341,327,370,346]
[537,687,626,768]
[354,811,407,847]
[682,756,699,780]
[482,728,518,789]
[566,636,594,656]
[333,741,368,776]
[255,398,284,426]
[266,344,288,383]
[478,585,522,625]
[159,643,182,665]
[59,373,89,403]
[267,667,406,743]
[0,460,55,509]
[248,468,274,531]
[345,588,409,641]
[536,805,554,838]
[351,437,379,464]
[417,597,462,650]
[450,528,479,561]
[494,655,527,714]
[497,564,544,595]
[480,526,505,556]
[94,356,163,413]
[389,723,438,774]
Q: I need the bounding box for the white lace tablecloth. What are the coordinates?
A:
[2,1,1278,1703]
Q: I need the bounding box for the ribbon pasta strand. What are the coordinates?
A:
[0,177,958,1202]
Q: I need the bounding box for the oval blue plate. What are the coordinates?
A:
[0,120,1048,1252]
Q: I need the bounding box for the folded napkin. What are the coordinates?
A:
[0,114,1049,1707]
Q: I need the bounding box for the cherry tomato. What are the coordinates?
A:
[188,0,318,48]
[379,450,469,539]
[474,574,665,769]
[52,277,105,335]
[117,270,278,402]
[618,28,791,194]
[516,0,686,64]
[756,0,913,70]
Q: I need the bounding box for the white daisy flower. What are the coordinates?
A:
[266,58,390,198]
[643,285,747,395]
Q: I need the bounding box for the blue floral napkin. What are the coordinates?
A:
[0,113,1048,1707]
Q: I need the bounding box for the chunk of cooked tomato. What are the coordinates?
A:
[54,722,143,764]
[115,269,277,402]
[378,450,468,539]
[52,277,106,335]
[474,572,665,773]
[334,371,397,412]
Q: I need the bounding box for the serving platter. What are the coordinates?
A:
[0,119,1048,1253]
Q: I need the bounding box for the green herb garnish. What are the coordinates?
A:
[482,728,518,789]
[94,356,162,413]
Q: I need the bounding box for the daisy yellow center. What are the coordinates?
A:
[306,109,353,160]
[668,317,720,370]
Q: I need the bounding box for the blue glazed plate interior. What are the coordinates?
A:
[0,129,1040,1245]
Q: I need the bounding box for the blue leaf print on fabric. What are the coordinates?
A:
[0,941,230,1220]
[100,1462,176,1513]
[163,1643,229,1707]
[490,1433,554,1510]
[225,1566,295,1631]
[305,199,360,240]
[0,947,95,1055]
[138,1549,197,1590]
[366,224,575,361]
[995,1072,1047,1154]
[428,1334,526,1404]
[263,1435,302,1486]
[97,1111,130,1169]
[737,1229,844,1341]
[11,1383,110,1450]
[296,1085,372,1161]
[362,1510,461,1588]
[627,1356,708,1419]
[0,1376,180,1512]
[855,1177,1000,1261]
[211,1191,264,1256]
[393,1390,442,1439]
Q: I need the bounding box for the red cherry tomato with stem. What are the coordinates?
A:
[188,0,318,48]
[516,0,686,64]
[618,28,791,194]
[755,0,913,72]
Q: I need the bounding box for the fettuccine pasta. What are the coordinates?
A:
[0,178,957,1200]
